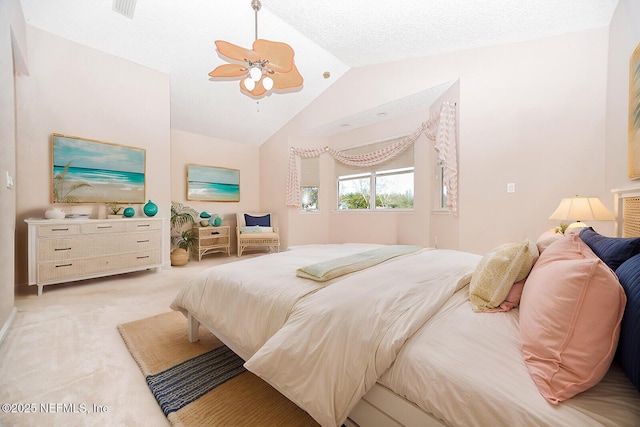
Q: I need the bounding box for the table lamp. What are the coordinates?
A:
[548,196,615,229]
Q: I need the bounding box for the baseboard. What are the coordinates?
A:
[0,307,17,347]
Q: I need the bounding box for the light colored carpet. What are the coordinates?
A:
[118,311,318,426]
[0,255,258,427]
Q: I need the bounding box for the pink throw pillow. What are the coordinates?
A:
[519,234,626,404]
[483,280,524,313]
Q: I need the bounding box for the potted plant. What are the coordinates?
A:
[107,202,123,219]
[170,201,198,266]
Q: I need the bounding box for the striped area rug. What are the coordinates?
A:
[118,311,318,426]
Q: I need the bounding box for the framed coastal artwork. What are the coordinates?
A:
[51,133,146,203]
[628,43,640,179]
[187,164,240,202]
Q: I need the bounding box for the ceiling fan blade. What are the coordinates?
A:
[240,77,267,97]
[215,40,260,63]
[208,64,247,78]
[271,64,304,90]
[253,39,294,73]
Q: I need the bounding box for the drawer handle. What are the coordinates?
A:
[55,263,73,268]
[54,247,72,251]
[136,255,150,259]
[52,228,70,232]
[137,224,151,228]
[98,226,113,229]
[137,239,150,243]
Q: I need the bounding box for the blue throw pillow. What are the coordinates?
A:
[245,214,270,227]
[615,254,640,393]
[579,227,640,271]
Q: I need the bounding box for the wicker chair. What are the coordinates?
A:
[236,212,280,257]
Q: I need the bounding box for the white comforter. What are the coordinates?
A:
[170,243,389,359]
[244,249,481,427]
[379,287,640,427]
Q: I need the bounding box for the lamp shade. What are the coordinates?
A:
[549,197,615,223]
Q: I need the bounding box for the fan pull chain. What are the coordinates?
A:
[257,101,260,113]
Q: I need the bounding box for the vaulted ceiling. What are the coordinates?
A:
[20,0,618,145]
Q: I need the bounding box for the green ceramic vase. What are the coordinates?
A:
[143,200,158,217]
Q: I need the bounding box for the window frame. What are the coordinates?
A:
[337,166,415,211]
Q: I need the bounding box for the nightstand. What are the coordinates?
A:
[193,225,231,260]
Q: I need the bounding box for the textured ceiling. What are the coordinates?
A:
[19,0,618,145]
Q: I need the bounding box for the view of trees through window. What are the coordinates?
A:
[301,186,318,211]
[338,168,414,210]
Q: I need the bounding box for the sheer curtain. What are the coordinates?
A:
[285,101,457,212]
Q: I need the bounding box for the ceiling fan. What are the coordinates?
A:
[208,0,303,98]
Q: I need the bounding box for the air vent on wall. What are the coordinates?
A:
[113,0,137,19]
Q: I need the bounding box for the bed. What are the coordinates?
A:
[171,196,640,427]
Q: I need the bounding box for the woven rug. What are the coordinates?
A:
[117,311,318,426]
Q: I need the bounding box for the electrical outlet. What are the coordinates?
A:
[507,183,515,193]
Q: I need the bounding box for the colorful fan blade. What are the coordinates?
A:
[208,64,247,78]
[253,39,294,73]
[215,40,260,62]
[270,64,304,89]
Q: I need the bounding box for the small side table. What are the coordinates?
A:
[193,225,231,260]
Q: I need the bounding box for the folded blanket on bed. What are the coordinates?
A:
[296,245,423,282]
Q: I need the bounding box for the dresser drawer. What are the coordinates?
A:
[113,250,162,269]
[81,222,126,234]
[126,220,162,232]
[38,259,89,283]
[37,224,80,237]
[37,238,84,261]
[123,231,162,251]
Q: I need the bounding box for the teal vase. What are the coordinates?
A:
[213,216,222,227]
[143,200,158,217]
[123,207,135,217]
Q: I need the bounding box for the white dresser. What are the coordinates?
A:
[25,218,164,295]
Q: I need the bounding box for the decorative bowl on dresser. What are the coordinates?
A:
[25,217,164,295]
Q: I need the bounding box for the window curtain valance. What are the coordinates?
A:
[285,101,457,212]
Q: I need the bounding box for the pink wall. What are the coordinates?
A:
[262,28,613,254]
[170,129,260,254]
[0,0,27,335]
[14,26,172,285]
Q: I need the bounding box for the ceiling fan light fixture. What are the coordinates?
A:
[209,0,303,98]
[263,76,274,91]
[244,77,256,91]
[249,66,262,81]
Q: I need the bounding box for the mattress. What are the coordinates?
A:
[379,287,640,427]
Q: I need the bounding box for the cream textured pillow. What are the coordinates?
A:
[535,228,563,254]
[469,239,538,312]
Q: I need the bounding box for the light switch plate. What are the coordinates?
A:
[6,171,14,189]
[507,183,515,193]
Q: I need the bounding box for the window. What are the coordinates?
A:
[376,168,414,209]
[300,157,319,211]
[301,186,318,211]
[439,164,448,209]
[336,137,414,210]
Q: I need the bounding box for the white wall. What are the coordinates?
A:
[606,0,640,192]
[14,26,172,286]
[262,28,612,254]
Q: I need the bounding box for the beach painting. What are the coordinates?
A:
[629,43,640,179]
[187,164,240,202]
[52,134,146,203]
